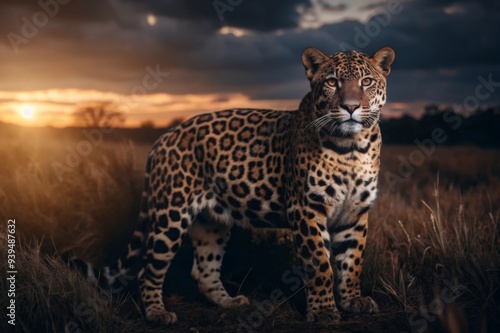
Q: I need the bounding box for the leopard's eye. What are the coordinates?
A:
[325,78,337,87]
[361,77,373,86]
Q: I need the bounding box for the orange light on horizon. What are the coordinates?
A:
[0,89,303,128]
[19,104,36,120]
[19,104,35,119]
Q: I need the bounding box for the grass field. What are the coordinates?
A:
[0,133,499,333]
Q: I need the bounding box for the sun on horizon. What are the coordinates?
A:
[19,104,36,120]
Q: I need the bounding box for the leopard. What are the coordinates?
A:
[76,46,395,325]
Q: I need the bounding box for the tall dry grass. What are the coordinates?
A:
[365,146,500,331]
[0,135,498,332]
[0,136,145,332]
[0,233,142,333]
[0,137,143,262]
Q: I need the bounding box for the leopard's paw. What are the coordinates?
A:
[306,308,341,323]
[219,295,250,308]
[340,296,379,314]
[146,309,178,325]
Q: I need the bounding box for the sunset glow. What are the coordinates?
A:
[19,105,36,120]
[0,90,303,128]
[0,0,497,129]
[0,88,422,128]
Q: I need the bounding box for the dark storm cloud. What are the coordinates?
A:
[321,1,500,69]
[179,0,500,102]
[186,0,500,79]
[0,0,499,108]
[127,0,312,32]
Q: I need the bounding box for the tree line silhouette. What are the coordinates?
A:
[381,105,500,147]
[0,103,498,147]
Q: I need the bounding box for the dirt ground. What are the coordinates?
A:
[105,231,413,333]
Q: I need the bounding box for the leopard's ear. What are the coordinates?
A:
[302,47,329,80]
[370,47,395,77]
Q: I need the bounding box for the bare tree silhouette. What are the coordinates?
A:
[73,102,125,128]
[139,120,156,129]
[166,117,184,129]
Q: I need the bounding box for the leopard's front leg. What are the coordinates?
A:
[331,212,379,313]
[291,209,341,323]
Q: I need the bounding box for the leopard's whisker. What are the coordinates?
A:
[328,120,340,135]
[315,117,334,132]
[308,115,334,133]
[306,114,331,130]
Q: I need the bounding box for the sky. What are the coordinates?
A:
[0,0,499,127]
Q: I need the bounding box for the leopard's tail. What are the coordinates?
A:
[70,154,153,291]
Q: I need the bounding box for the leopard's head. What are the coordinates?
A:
[301,47,395,136]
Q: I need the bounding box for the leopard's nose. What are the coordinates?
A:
[340,103,360,114]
